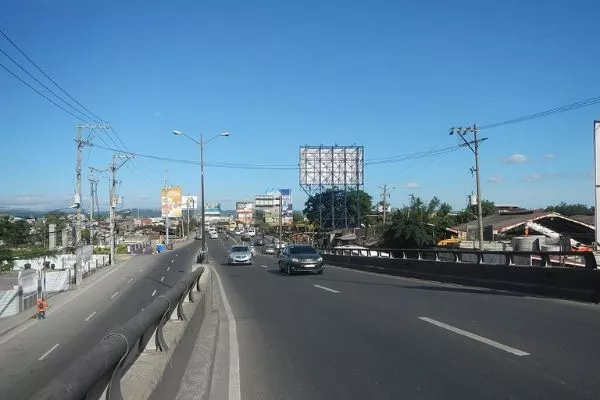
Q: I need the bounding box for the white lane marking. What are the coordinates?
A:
[212,266,241,400]
[152,289,157,297]
[127,277,134,284]
[39,343,60,361]
[171,259,175,264]
[84,311,97,322]
[418,317,530,357]
[175,253,178,257]
[167,266,171,271]
[160,276,165,282]
[110,291,119,299]
[0,261,125,346]
[313,284,340,294]
[260,265,269,268]
[139,268,143,273]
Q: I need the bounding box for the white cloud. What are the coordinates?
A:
[526,173,543,181]
[543,153,556,160]
[405,182,419,189]
[503,154,528,164]
[488,176,504,184]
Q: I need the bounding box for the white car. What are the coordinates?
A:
[209,231,219,239]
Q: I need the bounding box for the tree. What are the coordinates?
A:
[292,211,304,224]
[380,195,455,249]
[545,202,593,216]
[304,189,372,230]
[0,217,30,247]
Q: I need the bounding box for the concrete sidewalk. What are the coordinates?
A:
[0,254,133,337]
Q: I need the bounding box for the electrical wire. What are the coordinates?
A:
[479,94,600,130]
[0,61,90,122]
[0,46,94,122]
[0,28,105,123]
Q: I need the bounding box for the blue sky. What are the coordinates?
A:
[0,0,598,212]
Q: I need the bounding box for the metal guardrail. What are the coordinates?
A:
[320,248,598,269]
[31,266,205,400]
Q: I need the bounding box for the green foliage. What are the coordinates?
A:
[380,195,455,249]
[0,216,30,247]
[292,211,304,223]
[304,189,372,229]
[545,202,593,216]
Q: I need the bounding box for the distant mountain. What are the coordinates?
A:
[0,207,162,218]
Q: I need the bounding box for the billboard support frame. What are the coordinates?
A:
[299,145,364,230]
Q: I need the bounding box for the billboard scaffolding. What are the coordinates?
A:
[299,145,364,229]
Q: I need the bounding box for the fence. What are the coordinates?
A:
[31,266,204,400]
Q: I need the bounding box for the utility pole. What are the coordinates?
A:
[109,153,132,264]
[164,169,170,247]
[450,125,487,250]
[378,184,394,224]
[278,192,283,252]
[74,123,110,284]
[88,169,98,248]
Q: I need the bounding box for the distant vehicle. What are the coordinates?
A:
[247,227,256,237]
[234,230,242,236]
[278,244,323,275]
[264,245,275,255]
[228,245,253,265]
[241,234,252,242]
[254,238,265,246]
[209,231,219,239]
[216,226,223,233]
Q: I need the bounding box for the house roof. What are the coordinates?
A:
[452,211,552,233]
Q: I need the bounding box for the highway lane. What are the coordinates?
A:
[210,237,600,399]
[0,240,201,399]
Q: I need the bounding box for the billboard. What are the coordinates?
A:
[181,195,198,210]
[205,202,221,215]
[299,145,364,186]
[279,189,293,225]
[161,186,183,218]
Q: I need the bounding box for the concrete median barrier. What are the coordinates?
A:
[323,254,600,303]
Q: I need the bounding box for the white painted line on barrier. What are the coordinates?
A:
[84,311,97,322]
[212,266,241,400]
[110,291,119,300]
[313,284,340,294]
[160,276,165,282]
[418,317,530,356]
[39,344,60,361]
[152,289,157,297]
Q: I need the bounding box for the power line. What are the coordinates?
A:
[0,28,105,123]
[0,46,94,122]
[0,61,89,121]
[480,94,600,130]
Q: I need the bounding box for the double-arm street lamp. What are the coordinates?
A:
[172,130,230,252]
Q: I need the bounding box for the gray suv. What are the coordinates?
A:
[278,245,324,275]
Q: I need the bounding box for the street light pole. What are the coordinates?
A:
[200,132,206,252]
[172,130,230,253]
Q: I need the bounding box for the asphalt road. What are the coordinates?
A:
[210,236,600,400]
[0,240,201,399]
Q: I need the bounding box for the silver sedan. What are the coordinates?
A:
[228,245,253,265]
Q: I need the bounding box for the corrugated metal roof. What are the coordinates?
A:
[452,211,555,233]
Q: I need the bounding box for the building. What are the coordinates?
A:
[254,194,280,226]
[236,201,254,225]
[450,209,595,245]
